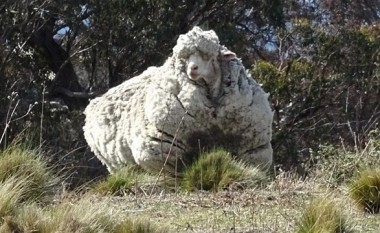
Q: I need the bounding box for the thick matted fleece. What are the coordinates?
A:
[83,26,273,174]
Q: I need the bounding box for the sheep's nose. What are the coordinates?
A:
[189,63,198,71]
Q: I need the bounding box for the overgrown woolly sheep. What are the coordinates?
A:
[83,26,273,174]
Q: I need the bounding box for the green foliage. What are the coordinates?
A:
[296,197,351,233]
[252,59,313,100]
[349,168,380,214]
[0,143,58,201]
[251,61,281,92]
[360,24,380,42]
[93,164,152,195]
[181,149,266,192]
[252,23,380,171]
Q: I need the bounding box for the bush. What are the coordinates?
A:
[311,145,363,186]
[181,148,266,192]
[251,26,380,172]
[0,143,59,201]
[311,131,380,187]
[296,196,351,233]
[349,168,380,214]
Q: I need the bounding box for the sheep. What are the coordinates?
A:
[83,26,273,174]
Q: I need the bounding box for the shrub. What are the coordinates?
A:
[0,143,59,201]
[181,148,266,192]
[349,168,380,214]
[93,164,152,195]
[251,26,380,172]
[296,197,351,233]
[311,131,380,187]
[311,145,361,186]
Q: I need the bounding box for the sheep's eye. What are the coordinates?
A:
[202,54,210,60]
[197,51,208,60]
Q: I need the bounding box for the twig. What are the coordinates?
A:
[149,111,187,197]
[0,98,20,147]
[40,84,45,147]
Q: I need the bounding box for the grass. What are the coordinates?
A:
[309,133,380,192]
[0,194,169,233]
[113,218,169,233]
[1,136,380,232]
[296,196,351,233]
[181,148,267,192]
[0,177,28,220]
[0,143,168,232]
[92,164,154,195]
[0,143,59,201]
[0,203,45,233]
[349,167,380,214]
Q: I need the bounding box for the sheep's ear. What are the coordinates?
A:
[222,50,236,60]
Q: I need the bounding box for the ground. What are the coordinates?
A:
[72,171,380,233]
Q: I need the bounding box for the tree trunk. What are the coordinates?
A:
[28,18,87,109]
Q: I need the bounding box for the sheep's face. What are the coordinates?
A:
[186,51,220,84]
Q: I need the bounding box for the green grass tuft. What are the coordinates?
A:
[349,167,380,214]
[296,197,351,233]
[181,148,266,192]
[93,164,152,195]
[0,143,59,201]
[113,218,169,233]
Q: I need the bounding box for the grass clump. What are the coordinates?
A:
[93,164,152,195]
[0,203,45,233]
[181,148,266,192]
[0,143,58,201]
[349,167,380,214]
[296,197,351,233]
[0,196,113,232]
[3,196,168,233]
[41,198,115,232]
[114,218,169,233]
[0,177,28,220]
